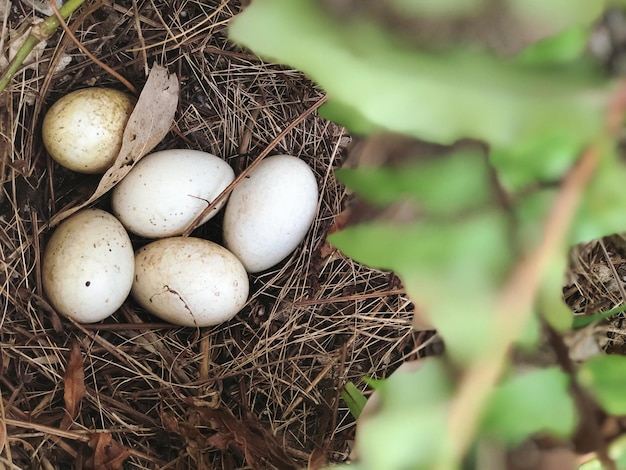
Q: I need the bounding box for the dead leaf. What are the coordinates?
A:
[50,64,179,226]
[307,447,328,469]
[60,343,85,430]
[162,411,213,468]
[199,406,297,470]
[85,432,132,470]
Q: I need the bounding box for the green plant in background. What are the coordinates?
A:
[0,0,85,94]
[230,1,626,469]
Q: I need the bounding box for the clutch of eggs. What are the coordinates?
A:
[42,122,318,325]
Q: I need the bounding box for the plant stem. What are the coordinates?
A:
[0,0,85,94]
[442,143,600,468]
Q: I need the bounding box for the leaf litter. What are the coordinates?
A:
[85,432,132,470]
[60,343,85,430]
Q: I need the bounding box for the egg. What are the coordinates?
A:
[111,149,235,238]
[42,209,135,323]
[132,237,249,327]
[223,155,318,273]
[42,87,135,174]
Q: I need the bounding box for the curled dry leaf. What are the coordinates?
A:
[60,343,85,430]
[86,432,132,470]
[307,447,329,469]
[200,406,298,470]
[50,64,179,226]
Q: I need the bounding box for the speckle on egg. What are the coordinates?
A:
[42,209,135,323]
[132,237,249,327]
[42,88,136,174]
[111,149,235,238]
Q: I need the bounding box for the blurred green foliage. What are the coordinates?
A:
[578,355,626,415]
[229,1,626,468]
[480,367,576,445]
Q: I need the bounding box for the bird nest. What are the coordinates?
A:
[1,1,424,468]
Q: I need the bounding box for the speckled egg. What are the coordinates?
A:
[42,87,136,174]
[111,149,235,238]
[42,209,135,323]
[223,155,318,273]
[132,237,249,327]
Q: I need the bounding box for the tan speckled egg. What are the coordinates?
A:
[132,237,249,327]
[42,209,135,323]
[42,88,136,174]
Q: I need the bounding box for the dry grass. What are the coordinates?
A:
[0,1,427,468]
[564,235,626,359]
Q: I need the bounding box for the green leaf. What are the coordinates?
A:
[515,26,593,65]
[578,355,626,415]
[335,149,492,216]
[355,358,453,470]
[341,382,368,419]
[572,304,626,329]
[318,100,380,136]
[515,310,541,351]
[537,250,574,332]
[229,0,608,148]
[329,212,511,363]
[481,367,577,445]
[514,188,557,251]
[571,146,626,246]
[490,129,585,192]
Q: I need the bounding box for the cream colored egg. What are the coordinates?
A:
[111,149,235,238]
[42,88,135,174]
[42,209,135,323]
[132,237,249,327]
[223,155,318,273]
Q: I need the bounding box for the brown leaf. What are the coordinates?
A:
[200,406,297,470]
[85,432,132,470]
[50,64,179,226]
[60,343,85,430]
[161,411,206,448]
[307,447,328,469]
[162,411,213,468]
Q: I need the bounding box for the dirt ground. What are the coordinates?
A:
[0,1,425,468]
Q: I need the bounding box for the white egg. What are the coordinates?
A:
[42,209,135,323]
[42,88,135,174]
[223,155,318,273]
[111,149,235,238]
[132,237,249,327]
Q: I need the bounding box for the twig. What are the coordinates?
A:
[48,0,138,95]
[131,0,149,76]
[181,94,328,236]
[545,324,615,470]
[443,142,600,468]
[441,78,626,467]
[0,0,85,94]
